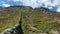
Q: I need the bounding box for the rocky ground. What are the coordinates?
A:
[1,18,24,34]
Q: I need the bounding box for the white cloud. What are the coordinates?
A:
[2,0,60,12]
[57,7,60,12]
[15,0,52,8]
[48,6,53,9]
[12,0,20,2]
[2,4,10,7]
[15,0,60,12]
[53,0,60,6]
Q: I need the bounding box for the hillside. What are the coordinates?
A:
[0,6,60,34]
[22,7,60,34]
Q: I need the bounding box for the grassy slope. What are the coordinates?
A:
[0,6,60,34]
[22,8,60,34]
[0,7,21,33]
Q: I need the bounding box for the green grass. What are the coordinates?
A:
[22,10,60,34]
[0,8,21,33]
[0,6,60,34]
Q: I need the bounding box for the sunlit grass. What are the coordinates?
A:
[0,6,60,34]
[22,9,60,34]
[0,8,21,33]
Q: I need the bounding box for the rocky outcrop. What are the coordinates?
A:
[1,18,24,34]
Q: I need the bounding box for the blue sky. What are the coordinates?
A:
[0,0,60,12]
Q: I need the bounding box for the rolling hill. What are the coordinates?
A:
[0,6,60,34]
